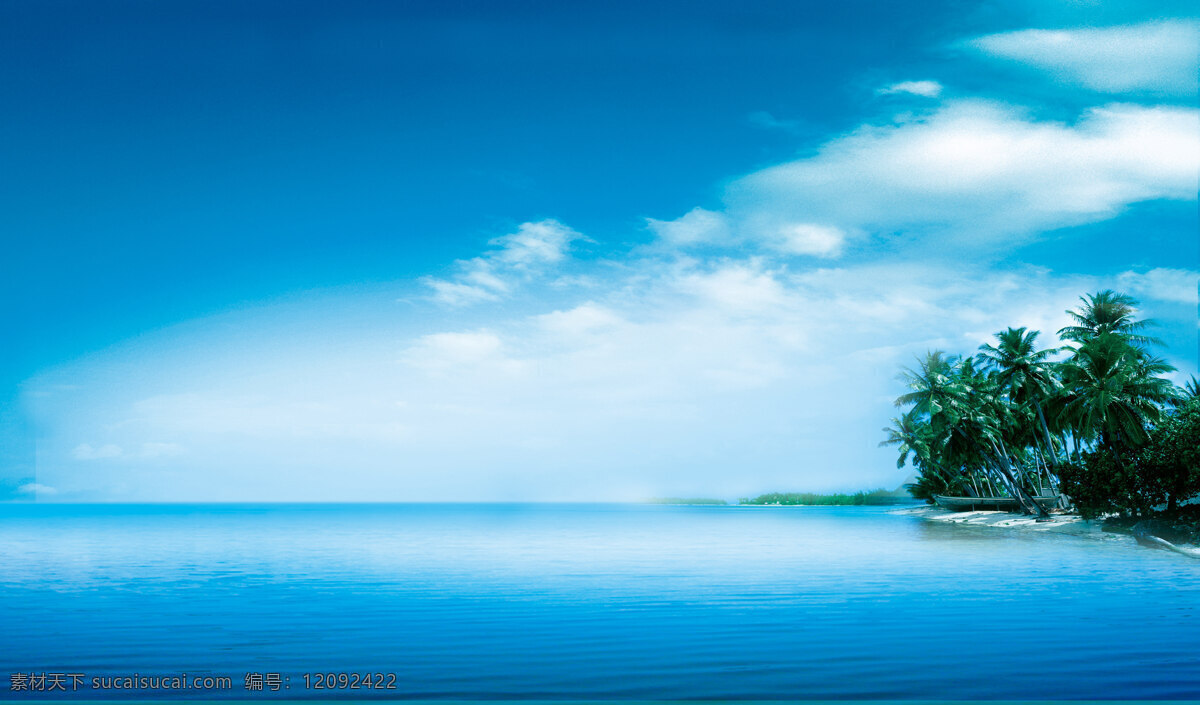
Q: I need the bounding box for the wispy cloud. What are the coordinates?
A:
[877,80,943,98]
[647,209,847,258]
[421,219,584,306]
[72,443,124,460]
[422,279,502,306]
[535,303,623,338]
[646,208,732,247]
[773,224,846,258]
[18,482,57,496]
[1117,268,1199,305]
[491,219,580,267]
[971,20,1200,95]
[401,330,524,376]
[71,441,187,461]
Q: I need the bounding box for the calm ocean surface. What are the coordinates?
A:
[1,503,1198,700]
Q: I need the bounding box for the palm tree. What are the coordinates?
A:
[894,351,1049,517]
[977,327,1062,465]
[944,379,1051,517]
[880,410,926,470]
[884,290,1184,519]
[1187,377,1200,398]
[1056,290,1174,458]
[1056,332,1177,452]
[894,351,961,418]
[1167,376,1200,409]
[1058,290,1162,347]
[881,410,954,500]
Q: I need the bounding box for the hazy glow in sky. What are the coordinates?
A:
[4,1,1198,501]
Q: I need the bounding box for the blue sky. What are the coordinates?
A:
[3,0,1198,501]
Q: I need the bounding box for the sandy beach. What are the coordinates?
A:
[892,504,1093,532]
[895,505,1200,563]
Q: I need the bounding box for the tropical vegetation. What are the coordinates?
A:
[883,290,1199,525]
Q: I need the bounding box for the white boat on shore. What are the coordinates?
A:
[934,494,1063,512]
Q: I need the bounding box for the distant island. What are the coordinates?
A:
[647,489,913,506]
[738,489,913,506]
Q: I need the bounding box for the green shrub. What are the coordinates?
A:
[1059,398,1200,519]
[1142,397,1200,512]
[1058,454,1157,519]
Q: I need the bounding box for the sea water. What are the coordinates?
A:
[1,503,1197,699]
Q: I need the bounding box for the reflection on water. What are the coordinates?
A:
[1,503,1197,699]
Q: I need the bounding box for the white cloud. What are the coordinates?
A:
[18,483,58,495]
[1117,267,1199,304]
[408,330,504,363]
[460,261,510,293]
[491,220,580,267]
[971,20,1200,95]
[673,262,791,314]
[422,219,583,305]
[877,80,943,97]
[726,100,1199,248]
[69,441,186,461]
[400,330,526,378]
[647,208,732,246]
[536,303,623,337]
[648,209,846,257]
[774,223,847,258]
[420,278,500,306]
[72,443,124,460]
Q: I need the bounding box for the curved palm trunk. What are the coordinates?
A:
[1031,437,1061,496]
[955,428,1051,518]
[987,436,1049,518]
[1034,401,1058,467]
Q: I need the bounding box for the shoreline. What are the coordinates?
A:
[891,504,1097,533]
[895,504,1200,558]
